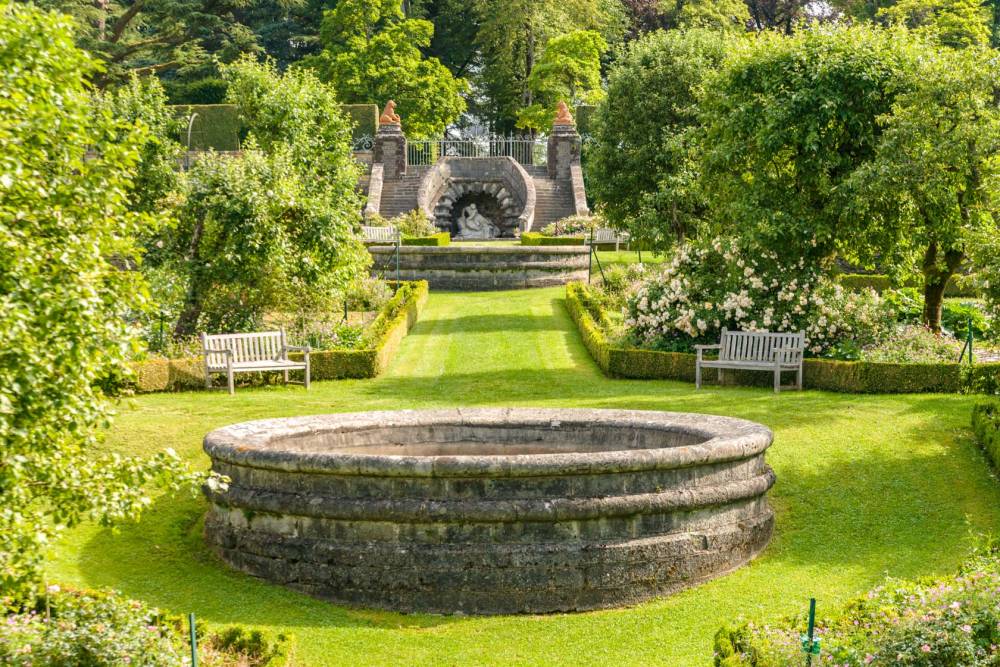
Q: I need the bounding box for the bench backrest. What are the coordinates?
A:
[720,329,805,364]
[591,228,623,243]
[362,225,399,242]
[202,330,287,366]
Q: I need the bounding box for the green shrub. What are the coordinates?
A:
[1,587,182,665]
[884,288,991,340]
[390,209,439,237]
[862,325,963,363]
[540,214,601,237]
[575,103,597,135]
[714,540,1000,666]
[201,625,294,667]
[342,103,378,139]
[402,232,450,246]
[522,232,586,246]
[972,399,1000,469]
[173,104,241,150]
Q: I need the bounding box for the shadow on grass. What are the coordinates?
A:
[405,313,566,335]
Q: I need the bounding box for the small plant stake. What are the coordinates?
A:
[189,612,198,667]
[801,598,821,665]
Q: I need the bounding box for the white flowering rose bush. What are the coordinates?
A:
[624,239,894,357]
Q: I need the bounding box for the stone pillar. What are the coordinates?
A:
[374,113,407,180]
[547,103,581,181]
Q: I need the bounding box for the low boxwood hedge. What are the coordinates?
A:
[973,399,1000,469]
[521,233,586,246]
[566,282,1000,394]
[128,281,428,393]
[402,232,450,246]
[837,273,976,297]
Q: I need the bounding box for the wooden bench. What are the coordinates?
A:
[201,329,310,395]
[695,329,805,393]
[362,225,400,243]
[588,228,630,251]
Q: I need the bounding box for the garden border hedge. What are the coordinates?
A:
[127,281,429,393]
[402,232,450,246]
[565,282,1000,394]
[973,399,1000,469]
[521,233,586,246]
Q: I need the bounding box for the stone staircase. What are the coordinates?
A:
[376,167,429,219]
[531,177,577,229]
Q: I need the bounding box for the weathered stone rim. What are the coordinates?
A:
[203,408,773,478]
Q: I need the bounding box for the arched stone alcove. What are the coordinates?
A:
[417,157,536,238]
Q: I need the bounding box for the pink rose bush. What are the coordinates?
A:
[625,239,894,356]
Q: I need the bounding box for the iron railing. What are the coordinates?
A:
[406,135,547,166]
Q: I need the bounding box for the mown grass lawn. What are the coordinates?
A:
[48,287,1000,666]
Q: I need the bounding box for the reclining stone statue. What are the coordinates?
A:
[455,204,500,240]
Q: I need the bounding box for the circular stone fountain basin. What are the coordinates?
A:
[202,408,775,615]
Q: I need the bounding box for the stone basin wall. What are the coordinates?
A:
[203,409,775,615]
[367,245,589,290]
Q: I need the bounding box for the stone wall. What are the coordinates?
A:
[202,409,776,615]
[367,245,588,290]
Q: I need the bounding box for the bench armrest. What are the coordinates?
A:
[284,345,311,354]
[693,344,721,350]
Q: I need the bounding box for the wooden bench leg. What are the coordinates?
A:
[696,362,702,389]
[283,369,289,384]
[205,371,212,390]
[304,359,310,390]
[774,367,781,393]
[718,368,725,385]
[796,365,803,390]
[227,369,235,395]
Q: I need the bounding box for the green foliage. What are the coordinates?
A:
[37,0,260,85]
[973,399,1000,468]
[343,103,379,139]
[575,104,597,135]
[0,587,182,665]
[540,214,601,237]
[884,288,992,341]
[516,30,608,131]
[862,324,963,363]
[674,0,751,31]
[391,209,439,237]
[714,544,1000,665]
[174,104,242,151]
[304,0,467,137]
[402,232,451,246]
[521,232,586,245]
[879,0,992,47]
[587,29,732,252]
[0,3,205,596]
[837,273,975,297]
[93,75,183,214]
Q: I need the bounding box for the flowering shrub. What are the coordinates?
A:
[625,239,895,356]
[541,214,603,237]
[714,539,1000,666]
[0,587,181,666]
[862,325,963,363]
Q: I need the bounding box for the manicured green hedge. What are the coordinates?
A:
[128,281,428,392]
[522,233,586,246]
[837,273,976,297]
[402,232,450,246]
[173,104,241,151]
[566,282,1000,394]
[973,399,1000,470]
[343,103,378,139]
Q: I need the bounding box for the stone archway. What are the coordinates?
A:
[417,157,536,238]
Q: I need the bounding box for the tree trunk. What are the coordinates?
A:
[921,242,964,333]
[172,219,206,339]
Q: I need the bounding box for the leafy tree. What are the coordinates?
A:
[163,59,369,337]
[92,74,183,215]
[0,3,204,596]
[411,0,481,79]
[472,0,623,133]
[676,0,752,30]
[303,0,467,137]
[844,45,1000,330]
[586,29,733,251]
[878,0,992,47]
[701,26,920,267]
[517,30,608,131]
[36,0,262,86]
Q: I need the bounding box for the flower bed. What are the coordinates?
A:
[127,281,428,392]
[713,540,1000,666]
[566,282,1000,394]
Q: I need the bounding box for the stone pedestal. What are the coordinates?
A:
[547,122,581,181]
[374,123,407,180]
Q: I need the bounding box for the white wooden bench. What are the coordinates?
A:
[201,329,310,395]
[362,225,400,243]
[588,228,630,251]
[695,329,805,393]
